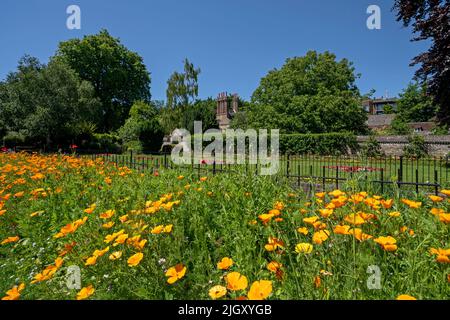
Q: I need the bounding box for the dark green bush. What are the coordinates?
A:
[279,133,358,155]
[360,136,384,157]
[403,135,429,158]
[2,131,26,147]
[187,132,357,155]
[88,133,122,153]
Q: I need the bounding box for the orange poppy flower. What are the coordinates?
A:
[225,272,248,291]
[165,264,187,284]
[247,280,272,300]
[217,257,233,270]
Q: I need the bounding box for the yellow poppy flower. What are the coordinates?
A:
[165,264,187,284]
[109,251,123,260]
[247,280,272,300]
[295,243,313,254]
[76,285,95,300]
[127,252,144,267]
[225,272,248,291]
[208,285,227,299]
[217,257,233,270]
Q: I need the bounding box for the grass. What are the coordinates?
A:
[0,152,449,300]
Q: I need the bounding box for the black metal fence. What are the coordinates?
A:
[81,151,450,195]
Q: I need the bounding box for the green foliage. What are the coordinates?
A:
[119,101,164,152]
[0,56,101,147]
[360,136,384,157]
[279,133,358,155]
[431,125,449,135]
[389,117,412,135]
[183,98,218,133]
[2,131,26,147]
[166,59,200,110]
[159,98,218,135]
[403,135,429,158]
[396,82,437,122]
[394,1,450,126]
[249,51,368,134]
[54,29,151,132]
[158,59,203,134]
[382,104,395,114]
[89,133,122,152]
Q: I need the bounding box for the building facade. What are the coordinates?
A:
[362,97,398,115]
[216,92,239,131]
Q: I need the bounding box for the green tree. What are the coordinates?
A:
[394,0,450,125]
[396,82,437,122]
[0,56,100,147]
[166,59,201,110]
[249,51,368,134]
[119,101,164,152]
[165,59,201,131]
[403,135,429,158]
[183,98,218,133]
[54,29,151,132]
[383,104,395,114]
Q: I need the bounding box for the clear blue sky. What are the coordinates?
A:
[0,0,429,101]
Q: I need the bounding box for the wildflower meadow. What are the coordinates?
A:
[0,152,449,300]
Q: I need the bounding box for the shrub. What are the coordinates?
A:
[186,132,358,156]
[403,135,429,158]
[88,133,122,153]
[279,133,358,155]
[123,140,143,154]
[2,131,26,147]
[360,136,384,157]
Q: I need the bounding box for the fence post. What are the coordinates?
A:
[380,168,384,194]
[286,154,290,179]
[434,170,439,195]
[129,150,133,168]
[335,165,339,190]
[322,166,326,191]
[164,153,168,169]
[398,156,403,189]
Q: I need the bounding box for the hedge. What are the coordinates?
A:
[279,133,358,155]
[184,132,358,155]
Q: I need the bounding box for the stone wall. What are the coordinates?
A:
[357,135,450,157]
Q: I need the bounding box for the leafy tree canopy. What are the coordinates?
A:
[0,55,100,147]
[394,0,450,125]
[396,82,437,122]
[54,29,151,132]
[247,51,368,134]
[119,101,164,152]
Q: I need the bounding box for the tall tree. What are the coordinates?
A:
[119,101,164,152]
[164,59,201,132]
[394,0,450,125]
[396,82,437,122]
[166,59,201,110]
[0,56,100,146]
[54,29,151,132]
[249,51,368,134]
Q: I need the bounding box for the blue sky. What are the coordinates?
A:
[0,0,429,101]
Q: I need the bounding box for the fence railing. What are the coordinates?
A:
[79,151,450,195]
